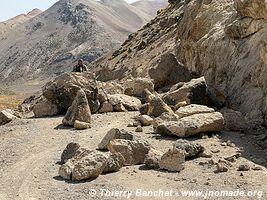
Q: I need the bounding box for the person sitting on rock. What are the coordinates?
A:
[72,59,88,72]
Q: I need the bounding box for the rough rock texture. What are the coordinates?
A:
[103,153,125,173]
[220,108,249,132]
[137,115,154,126]
[155,112,224,137]
[92,0,267,126]
[149,53,192,91]
[107,139,151,165]
[0,110,17,125]
[175,104,215,118]
[59,150,108,181]
[173,139,205,158]
[98,128,135,150]
[59,146,124,181]
[62,89,92,127]
[124,78,154,97]
[159,147,185,172]
[144,148,163,169]
[98,101,114,113]
[0,0,157,85]
[146,95,175,117]
[175,0,267,126]
[33,97,58,117]
[74,120,91,130]
[162,77,208,106]
[43,72,99,114]
[108,94,142,111]
[61,143,81,163]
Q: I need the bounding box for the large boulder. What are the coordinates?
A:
[43,72,100,114]
[33,97,58,117]
[146,96,175,118]
[108,94,142,111]
[58,146,124,181]
[163,77,208,106]
[62,89,92,128]
[59,150,108,181]
[159,147,185,172]
[124,78,154,98]
[155,112,224,137]
[97,81,124,95]
[149,53,192,91]
[107,139,151,165]
[175,104,215,118]
[0,110,17,125]
[98,128,135,150]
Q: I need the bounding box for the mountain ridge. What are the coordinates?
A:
[0,0,166,85]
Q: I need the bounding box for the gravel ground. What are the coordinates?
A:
[0,112,266,200]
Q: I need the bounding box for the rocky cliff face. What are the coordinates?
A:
[176,0,267,126]
[92,0,267,126]
[0,0,155,85]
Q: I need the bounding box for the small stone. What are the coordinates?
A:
[200,151,212,158]
[214,163,229,173]
[135,126,143,132]
[74,120,91,130]
[114,103,127,112]
[204,182,211,186]
[226,140,236,147]
[159,147,185,172]
[138,115,154,126]
[201,135,209,139]
[127,123,134,127]
[221,142,227,146]
[98,101,113,113]
[211,149,220,154]
[133,121,141,127]
[224,155,238,163]
[252,166,263,171]
[238,164,250,171]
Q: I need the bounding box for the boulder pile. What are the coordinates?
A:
[58,129,208,181]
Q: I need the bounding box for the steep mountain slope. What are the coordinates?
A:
[91,0,267,126]
[132,0,168,16]
[0,0,152,85]
[0,9,42,37]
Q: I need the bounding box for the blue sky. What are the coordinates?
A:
[0,0,138,21]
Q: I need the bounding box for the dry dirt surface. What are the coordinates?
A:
[0,112,266,200]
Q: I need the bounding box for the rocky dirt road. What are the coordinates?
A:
[0,112,266,200]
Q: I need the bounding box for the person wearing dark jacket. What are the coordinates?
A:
[72,59,88,72]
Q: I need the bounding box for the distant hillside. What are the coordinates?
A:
[0,0,153,85]
[0,9,42,37]
[132,0,168,16]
